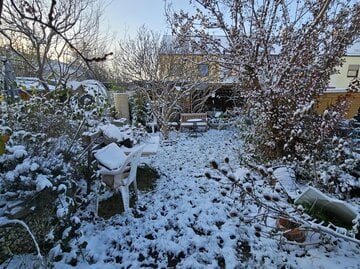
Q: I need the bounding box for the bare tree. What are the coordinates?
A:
[170,0,360,160]
[49,20,115,87]
[0,0,112,90]
[114,26,214,139]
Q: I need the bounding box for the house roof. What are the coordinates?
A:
[161,35,229,55]
[346,40,360,56]
[161,35,360,56]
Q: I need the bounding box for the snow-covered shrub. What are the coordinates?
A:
[4,96,77,138]
[235,93,360,195]
[283,92,353,161]
[317,163,359,195]
[68,90,110,120]
[0,141,81,263]
[287,107,360,195]
[0,96,91,262]
[206,157,360,256]
[129,91,152,127]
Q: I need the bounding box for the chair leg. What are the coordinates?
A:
[119,185,130,212]
[95,180,100,217]
[133,178,138,200]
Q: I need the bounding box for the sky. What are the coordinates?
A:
[101,0,360,53]
[103,0,191,37]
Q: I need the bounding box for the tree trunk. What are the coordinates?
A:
[161,124,170,140]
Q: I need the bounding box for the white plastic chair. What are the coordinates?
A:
[94,143,145,212]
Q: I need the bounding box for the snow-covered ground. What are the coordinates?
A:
[4,129,360,268]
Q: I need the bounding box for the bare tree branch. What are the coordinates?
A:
[1,0,113,89]
[0,0,112,86]
[114,26,214,138]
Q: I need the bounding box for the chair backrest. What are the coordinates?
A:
[95,144,145,187]
[180,113,207,122]
[116,145,145,186]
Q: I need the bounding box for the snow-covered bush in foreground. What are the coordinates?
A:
[235,101,360,196]
[206,158,360,251]
[0,133,81,264]
[0,95,101,263]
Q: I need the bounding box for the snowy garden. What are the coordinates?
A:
[1,0,360,268]
[1,91,360,268]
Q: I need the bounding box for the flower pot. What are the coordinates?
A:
[276,216,306,243]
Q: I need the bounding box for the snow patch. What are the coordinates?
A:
[94,142,127,170]
[35,174,53,192]
[99,124,124,142]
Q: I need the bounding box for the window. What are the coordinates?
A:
[198,64,209,77]
[347,65,359,77]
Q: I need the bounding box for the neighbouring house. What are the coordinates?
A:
[159,36,221,83]
[317,41,360,119]
[160,35,360,118]
[159,36,235,113]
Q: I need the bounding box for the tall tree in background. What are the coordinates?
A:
[0,0,111,89]
[114,26,214,139]
[169,0,360,160]
[46,19,114,86]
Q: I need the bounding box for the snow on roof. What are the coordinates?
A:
[16,77,56,91]
[66,79,108,98]
[162,35,360,56]
[346,40,360,56]
[161,35,229,54]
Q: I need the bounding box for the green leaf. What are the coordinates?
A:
[0,134,9,155]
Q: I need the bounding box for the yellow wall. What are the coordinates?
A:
[318,55,360,118]
[317,92,360,119]
[160,53,360,118]
[158,54,220,82]
[329,56,360,89]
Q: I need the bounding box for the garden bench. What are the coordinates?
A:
[180,113,208,132]
[94,142,145,212]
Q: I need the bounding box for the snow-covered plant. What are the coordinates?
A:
[206,158,360,249]
[67,90,110,121]
[0,96,88,262]
[170,0,360,159]
[129,91,152,127]
[284,102,347,161]
[4,95,78,138]
[0,133,82,261]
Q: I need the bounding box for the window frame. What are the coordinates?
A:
[347,64,359,78]
[198,63,209,77]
